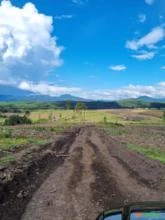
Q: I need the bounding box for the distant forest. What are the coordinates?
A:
[0,100,165,113]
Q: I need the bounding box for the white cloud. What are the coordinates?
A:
[132,51,156,60]
[161,66,165,70]
[138,14,146,23]
[1,79,165,100]
[0,0,63,82]
[55,14,73,20]
[145,0,155,5]
[126,26,165,61]
[81,82,165,100]
[110,65,127,71]
[158,82,165,86]
[18,81,81,96]
[126,26,165,50]
[0,79,17,86]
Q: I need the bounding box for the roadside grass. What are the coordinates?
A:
[0,154,16,166]
[100,122,126,136]
[127,143,165,164]
[0,122,72,153]
[0,128,12,138]
[0,137,51,152]
[100,120,165,164]
[31,124,71,133]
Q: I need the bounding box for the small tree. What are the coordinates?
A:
[163,111,165,121]
[65,101,71,110]
[75,102,87,111]
[75,102,87,121]
[24,110,30,117]
[59,113,62,120]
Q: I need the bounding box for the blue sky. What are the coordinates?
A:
[0,0,165,99]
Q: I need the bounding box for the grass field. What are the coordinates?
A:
[0,108,165,165]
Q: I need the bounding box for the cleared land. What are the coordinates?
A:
[0,109,165,220]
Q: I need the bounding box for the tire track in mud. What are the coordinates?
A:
[89,128,165,202]
[87,139,124,210]
[21,127,98,220]
[67,147,84,191]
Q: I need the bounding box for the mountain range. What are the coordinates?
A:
[0,85,165,103]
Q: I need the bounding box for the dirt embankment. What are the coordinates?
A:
[0,126,165,220]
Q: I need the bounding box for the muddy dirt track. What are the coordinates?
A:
[0,126,165,220]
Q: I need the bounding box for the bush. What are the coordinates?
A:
[4,115,32,126]
[103,116,107,124]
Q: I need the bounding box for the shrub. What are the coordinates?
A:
[103,116,107,124]
[24,110,30,117]
[4,115,32,126]
[0,128,12,138]
[0,113,7,118]
[163,111,165,121]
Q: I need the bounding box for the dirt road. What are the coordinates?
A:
[20,126,164,220]
[1,126,165,220]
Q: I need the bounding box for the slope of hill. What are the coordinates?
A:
[138,96,165,103]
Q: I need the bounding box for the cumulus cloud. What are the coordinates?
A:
[18,81,81,96]
[161,66,165,70]
[109,65,127,71]
[0,0,63,82]
[145,0,155,5]
[126,26,165,50]
[138,14,146,23]
[54,14,73,20]
[132,51,156,60]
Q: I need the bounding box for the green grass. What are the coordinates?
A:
[0,138,28,151]
[0,128,12,138]
[30,109,122,124]
[0,137,50,151]
[0,155,16,165]
[0,109,164,161]
[100,122,125,136]
[29,109,165,126]
[127,143,165,164]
